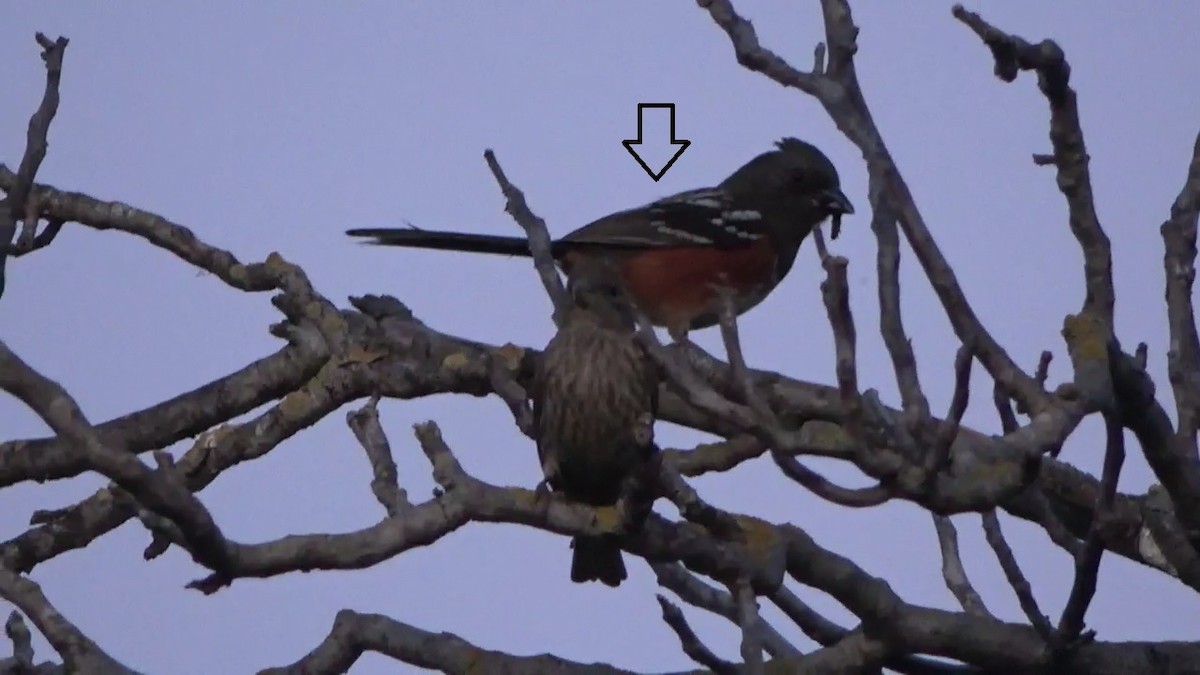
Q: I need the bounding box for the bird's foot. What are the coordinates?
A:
[667,323,691,346]
[534,478,553,503]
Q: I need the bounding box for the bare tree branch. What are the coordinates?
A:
[981,510,1058,645]
[772,453,891,507]
[652,563,800,658]
[657,597,737,675]
[3,612,37,673]
[482,149,569,325]
[932,515,991,618]
[1058,413,1126,644]
[0,33,69,300]
[0,568,133,674]
[872,199,929,427]
[1161,131,1200,441]
[699,0,1052,414]
[951,4,1113,328]
[5,10,1200,670]
[733,577,765,674]
[346,396,411,517]
[925,345,974,481]
[262,609,632,675]
[0,341,234,577]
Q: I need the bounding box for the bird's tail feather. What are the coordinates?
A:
[346,228,536,257]
[570,536,626,587]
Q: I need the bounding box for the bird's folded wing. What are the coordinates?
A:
[562,187,767,251]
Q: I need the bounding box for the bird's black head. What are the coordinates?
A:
[723,137,855,239]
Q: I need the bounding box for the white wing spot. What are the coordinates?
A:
[723,224,760,240]
[725,210,761,221]
[653,223,712,244]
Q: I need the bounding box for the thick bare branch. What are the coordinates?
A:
[0,568,133,674]
[1109,345,1200,554]
[262,609,630,675]
[0,341,234,576]
[1161,130,1200,441]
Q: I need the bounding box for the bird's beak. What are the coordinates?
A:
[819,188,855,215]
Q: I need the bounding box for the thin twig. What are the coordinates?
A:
[772,453,891,507]
[0,218,64,257]
[820,256,866,442]
[657,596,738,675]
[981,510,1058,645]
[952,4,1114,326]
[488,347,534,438]
[1,34,69,299]
[1057,413,1125,644]
[932,515,992,617]
[346,396,411,517]
[4,34,68,224]
[5,611,35,671]
[482,149,569,325]
[925,344,974,481]
[734,577,765,674]
[656,453,743,540]
[652,562,800,657]
[715,288,773,421]
[872,201,930,427]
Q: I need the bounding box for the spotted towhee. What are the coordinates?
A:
[532,257,660,586]
[348,138,853,339]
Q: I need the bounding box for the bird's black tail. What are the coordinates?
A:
[570,535,626,587]
[346,228,538,258]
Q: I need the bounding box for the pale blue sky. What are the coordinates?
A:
[2,3,1198,673]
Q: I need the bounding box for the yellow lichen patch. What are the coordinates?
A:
[514,488,542,509]
[1062,312,1108,361]
[463,647,486,675]
[441,352,470,371]
[319,310,346,334]
[227,264,247,284]
[494,343,526,371]
[342,346,386,366]
[277,390,312,421]
[264,251,288,271]
[592,505,623,533]
[733,514,780,560]
[798,420,854,453]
